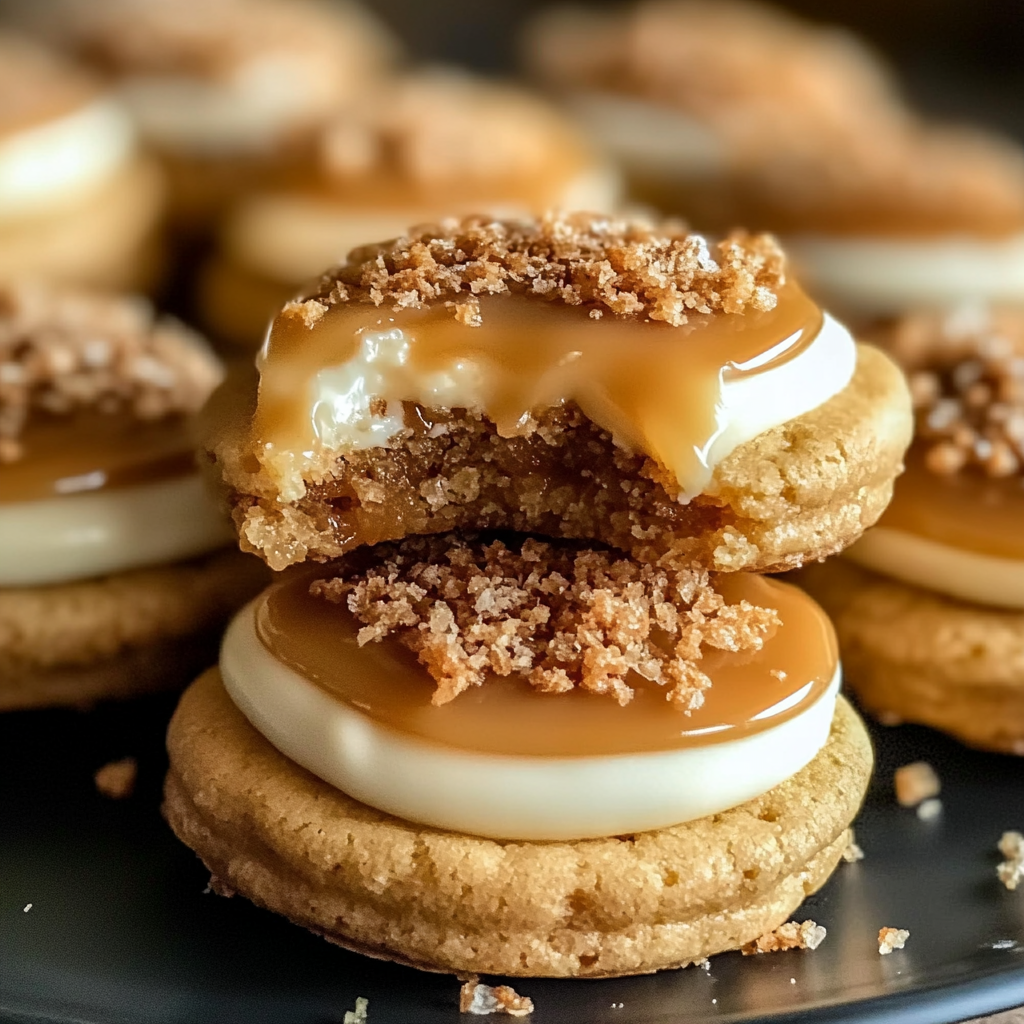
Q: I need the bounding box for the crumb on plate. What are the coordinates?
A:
[93,757,137,799]
[459,976,534,1016]
[894,761,941,807]
[741,920,826,955]
[878,927,909,954]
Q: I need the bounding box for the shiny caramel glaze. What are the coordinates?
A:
[0,411,196,504]
[255,571,838,756]
[254,285,822,501]
[879,447,1024,560]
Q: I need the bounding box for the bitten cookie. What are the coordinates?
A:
[204,214,912,573]
[165,670,872,978]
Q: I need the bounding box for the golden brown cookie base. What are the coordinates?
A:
[0,549,268,711]
[798,559,1024,754]
[164,672,872,977]
[0,156,165,292]
[210,342,911,573]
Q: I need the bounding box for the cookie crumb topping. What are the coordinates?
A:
[0,282,220,464]
[459,977,533,1017]
[877,927,909,955]
[878,307,1024,480]
[741,919,826,955]
[301,213,786,327]
[997,831,1024,891]
[311,534,780,708]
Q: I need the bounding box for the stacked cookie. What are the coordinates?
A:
[0,33,163,290]
[801,308,1024,754]
[164,213,911,976]
[0,282,266,711]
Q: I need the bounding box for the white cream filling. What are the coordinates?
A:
[119,62,335,155]
[0,99,135,222]
[845,526,1024,610]
[0,474,233,587]
[563,91,727,179]
[221,599,842,841]
[301,312,856,503]
[225,163,623,284]
[786,233,1024,316]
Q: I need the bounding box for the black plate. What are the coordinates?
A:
[3,694,1024,1024]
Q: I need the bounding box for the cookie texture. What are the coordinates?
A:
[207,341,910,574]
[798,559,1024,753]
[0,549,267,710]
[164,672,872,977]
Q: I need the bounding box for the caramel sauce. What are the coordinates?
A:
[254,286,822,498]
[879,447,1024,560]
[0,412,197,505]
[256,572,838,757]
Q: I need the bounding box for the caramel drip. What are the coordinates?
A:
[254,286,822,497]
[0,412,197,504]
[879,447,1024,560]
[256,572,838,757]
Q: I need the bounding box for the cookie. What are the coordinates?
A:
[799,558,1024,755]
[204,214,912,573]
[794,307,1024,753]
[199,71,621,350]
[0,34,165,291]
[27,0,397,232]
[0,549,267,711]
[0,281,263,708]
[164,670,872,977]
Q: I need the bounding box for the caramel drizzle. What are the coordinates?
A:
[256,571,838,757]
[0,412,197,504]
[253,286,822,499]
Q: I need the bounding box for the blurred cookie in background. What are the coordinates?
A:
[0,282,267,711]
[523,0,903,229]
[20,0,398,235]
[0,33,164,291]
[524,0,1024,322]
[798,306,1024,752]
[199,70,622,350]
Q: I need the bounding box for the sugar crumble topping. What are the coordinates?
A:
[459,977,534,1017]
[741,920,826,955]
[0,283,220,463]
[311,534,780,707]
[878,307,1024,480]
[291,213,786,329]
